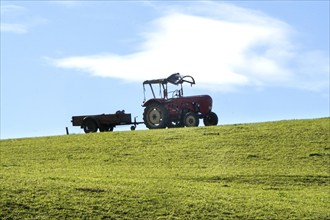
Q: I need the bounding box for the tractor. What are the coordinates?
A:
[142,73,218,129]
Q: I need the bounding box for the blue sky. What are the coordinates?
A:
[1,0,329,139]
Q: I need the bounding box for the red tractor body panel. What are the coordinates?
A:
[143,95,212,119]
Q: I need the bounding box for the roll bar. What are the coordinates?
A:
[143,73,195,86]
[142,73,196,101]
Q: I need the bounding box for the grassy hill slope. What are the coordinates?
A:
[1,118,329,219]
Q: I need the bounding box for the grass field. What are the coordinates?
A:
[0,118,329,219]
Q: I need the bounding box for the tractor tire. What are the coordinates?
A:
[143,103,169,129]
[183,112,199,127]
[82,118,98,133]
[203,112,218,126]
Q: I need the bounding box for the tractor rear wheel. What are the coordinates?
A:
[143,103,169,129]
[183,112,199,127]
[82,118,98,133]
[203,112,218,126]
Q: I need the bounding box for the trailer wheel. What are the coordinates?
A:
[143,103,169,129]
[99,125,114,132]
[82,118,98,133]
[183,112,199,127]
[99,125,107,132]
[203,112,218,126]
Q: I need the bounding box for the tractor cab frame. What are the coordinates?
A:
[143,73,195,101]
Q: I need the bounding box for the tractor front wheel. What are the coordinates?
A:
[183,112,199,127]
[203,112,218,126]
[143,103,169,129]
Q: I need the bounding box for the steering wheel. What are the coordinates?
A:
[172,89,180,98]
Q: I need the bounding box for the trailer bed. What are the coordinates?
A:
[72,111,141,133]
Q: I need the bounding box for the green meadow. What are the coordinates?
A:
[1,118,329,219]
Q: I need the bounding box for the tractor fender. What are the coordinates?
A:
[142,99,165,107]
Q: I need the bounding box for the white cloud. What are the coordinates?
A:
[1,5,27,33]
[1,4,47,34]
[1,4,26,14]
[0,23,28,34]
[49,1,80,7]
[50,2,329,92]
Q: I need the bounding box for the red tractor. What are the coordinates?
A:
[142,73,218,129]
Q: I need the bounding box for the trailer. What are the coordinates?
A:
[71,110,143,133]
[71,73,218,133]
